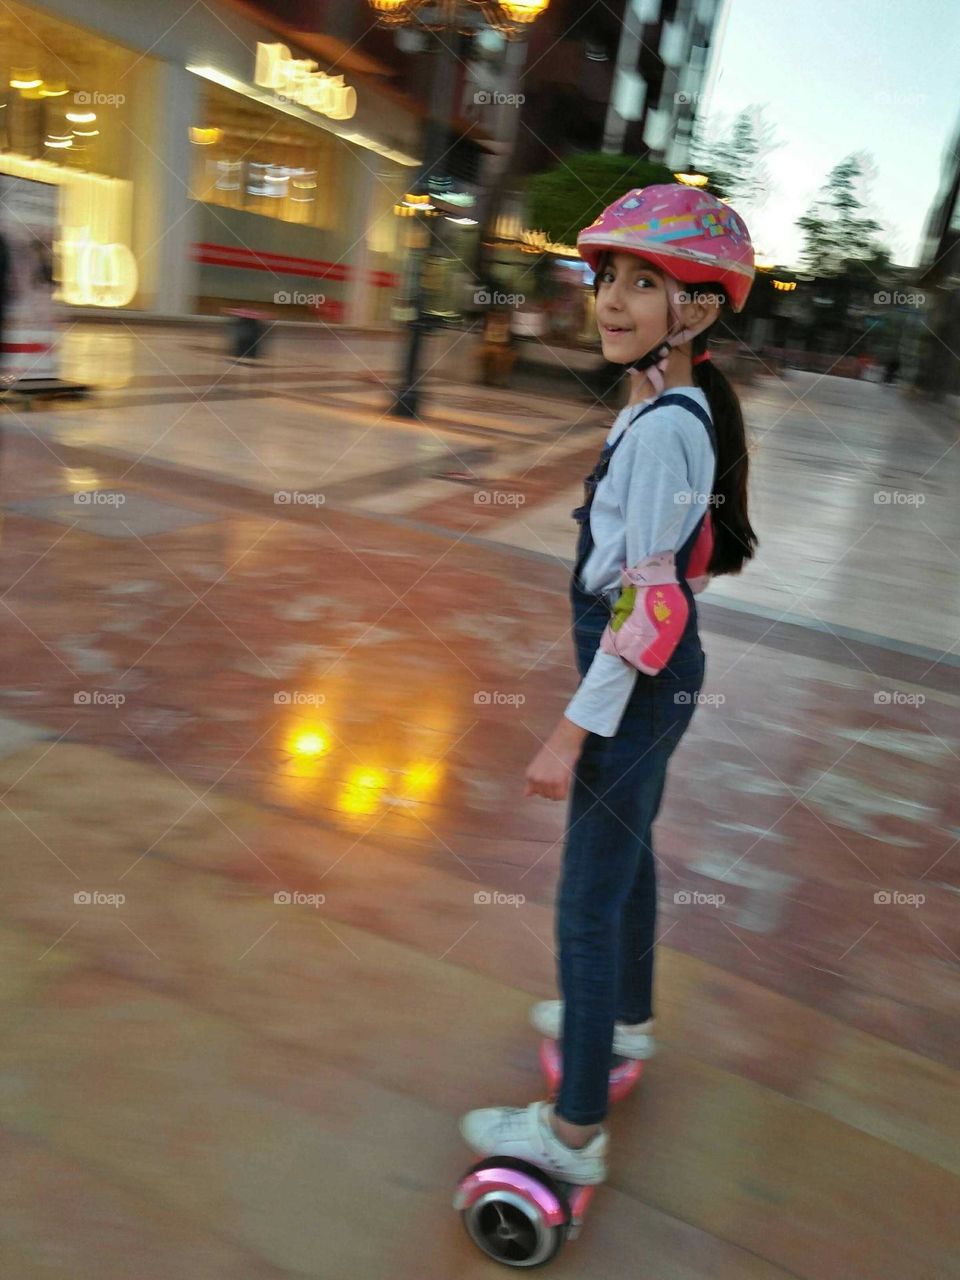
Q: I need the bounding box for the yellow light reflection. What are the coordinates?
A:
[282,723,333,782]
[338,766,388,816]
[402,759,443,798]
[673,172,709,187]
[62,466,104,492]
[189,126,222,146]
[10,70,42,90]
[293,729,329,757]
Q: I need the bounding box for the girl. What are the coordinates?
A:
[460,184,758,1184]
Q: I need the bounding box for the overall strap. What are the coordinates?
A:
[643,391,717,455]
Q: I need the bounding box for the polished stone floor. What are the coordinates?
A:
[1,322,958,1278]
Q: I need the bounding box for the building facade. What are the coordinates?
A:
[0,0,428,321]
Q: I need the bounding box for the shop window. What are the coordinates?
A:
[191,82,340,231]
[0,0,140,178]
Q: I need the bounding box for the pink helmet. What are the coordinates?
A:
[577,184,755,313]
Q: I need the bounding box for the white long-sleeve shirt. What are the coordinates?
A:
[563,389,716,738]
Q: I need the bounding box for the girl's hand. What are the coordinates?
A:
[524,718,588,802]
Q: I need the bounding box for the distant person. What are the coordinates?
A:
[883,353,901,384]
[479,305,515,386]
[459,184,759,1188]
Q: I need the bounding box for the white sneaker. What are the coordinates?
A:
[459,1100,607,1185]
[530,1000,657,1060]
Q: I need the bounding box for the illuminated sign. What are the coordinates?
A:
[61,229,138,307]
[254,43,356,121]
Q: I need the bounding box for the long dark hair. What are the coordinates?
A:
[687,286,758,576]
[593,255,757,576]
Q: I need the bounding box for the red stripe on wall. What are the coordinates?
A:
[193,242,398,288]
[195,242,350,272]
[1,342,51,353]
[194,253,349,282]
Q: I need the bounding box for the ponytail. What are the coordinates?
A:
[689,304,758,576]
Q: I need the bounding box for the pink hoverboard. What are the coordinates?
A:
[453,1043,643,1267]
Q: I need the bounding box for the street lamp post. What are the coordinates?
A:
[368,0,550,420]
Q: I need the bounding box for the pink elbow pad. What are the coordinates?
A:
[599,552,689,675]
[685,512,714,594]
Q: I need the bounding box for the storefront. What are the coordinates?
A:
[0,0,143,313]
[0,0,424,323]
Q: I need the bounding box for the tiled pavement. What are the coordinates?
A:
[1,323,958,1278]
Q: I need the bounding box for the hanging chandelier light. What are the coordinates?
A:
[368,0,550,39]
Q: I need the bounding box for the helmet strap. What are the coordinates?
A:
[622,274,710,397]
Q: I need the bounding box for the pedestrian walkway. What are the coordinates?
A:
[1,324,957,1277]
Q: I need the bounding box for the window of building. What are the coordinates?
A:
[190,81,342,231]
[0,0,139,178]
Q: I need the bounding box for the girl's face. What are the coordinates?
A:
[594,252,676,363]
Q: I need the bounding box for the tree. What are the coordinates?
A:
[691,105,781,215]
[525,153,676,246]
[796,155,887,276]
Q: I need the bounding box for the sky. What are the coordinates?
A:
[703,0,960,268]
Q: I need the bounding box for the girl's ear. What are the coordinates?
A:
[682,296,720,331]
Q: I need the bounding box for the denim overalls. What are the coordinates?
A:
[554,392,715,1126]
